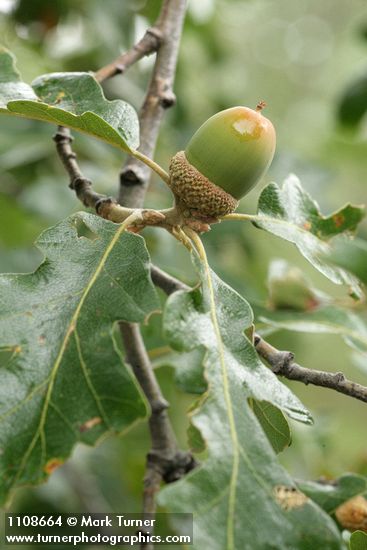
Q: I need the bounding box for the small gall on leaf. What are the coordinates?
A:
[332,213,345,228]
[273,485,308,511]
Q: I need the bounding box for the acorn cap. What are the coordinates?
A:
[169,151,238,218]
[185,105,276,200]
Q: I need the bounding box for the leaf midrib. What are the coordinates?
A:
[199,251,239,550]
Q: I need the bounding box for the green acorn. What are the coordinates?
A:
[169,103,276,219]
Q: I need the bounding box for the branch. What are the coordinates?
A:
[254,334,367,404]
[53,127,168,226]
[149,266,367,405]
[94,27,162,83]
[119,322,196,547]
[53,127,104,209]
[119,0,187,208]
[150,265,189,294]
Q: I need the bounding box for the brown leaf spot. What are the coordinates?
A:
[44,458,64,475]
[305,297,321,311]
[54,91,66,104]
[273,485,308,511]
[333,213,345,228]
[14,345,22,354]
[79,416,102,433]
[38,335,46,345]
[302,221,312,231]
[335,495,367,532]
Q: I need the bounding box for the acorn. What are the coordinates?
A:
[169,103,276,219]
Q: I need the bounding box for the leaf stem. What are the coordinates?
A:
[171,226,193,251]
[222,213,259,222]
[184,227,207,264]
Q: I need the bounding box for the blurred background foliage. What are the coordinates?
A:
[1,0,367,541]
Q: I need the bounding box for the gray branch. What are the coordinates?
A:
[53,126,105,209]
[254,334,367,404]
[119,0,187,208]
[150,265,189,294]
[94,27,162,83]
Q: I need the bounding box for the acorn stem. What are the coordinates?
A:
[131,149,170,183]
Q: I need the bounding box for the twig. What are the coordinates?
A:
[150,265,189,294]
[53,127,104,209]
[119,0,187,208]
[94,27,162,83]
[120,322,196,549]
[254,334,367,404]
[53,126,168,225]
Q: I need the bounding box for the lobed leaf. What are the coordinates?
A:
[254,175,365,294]
[153,348,207,395]
[0,213,160,504]
[297,474,367,515]
[157,348,291,454]
[158,255,343,550]
[0,47,139,152]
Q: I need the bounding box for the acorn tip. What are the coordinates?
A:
[256,100,267,112]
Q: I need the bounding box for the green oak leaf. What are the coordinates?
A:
[350,531,367,550]
[157,349,291,454]
[326,238,367,286]
[254,175,365,294]
[153,348,207,395]
[257,305,367,354]
[0,47,139,152]
[251,400,291,454]
[0,212,159,505]
[297,474,367,515]
[159,255,343,550]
